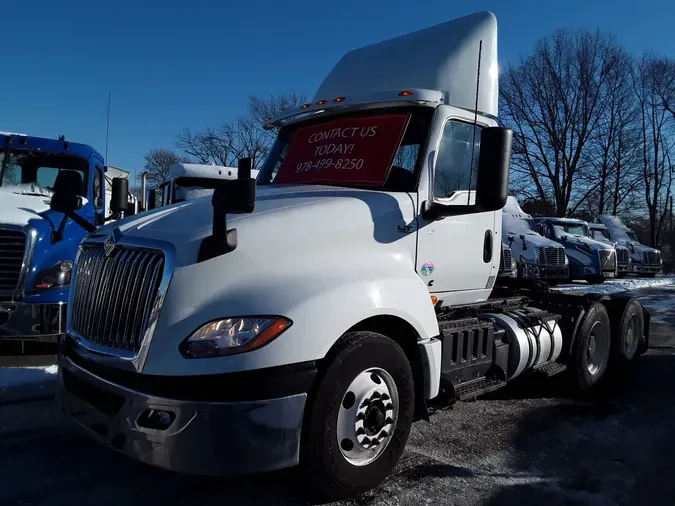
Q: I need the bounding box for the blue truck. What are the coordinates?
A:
[0,132,140,357]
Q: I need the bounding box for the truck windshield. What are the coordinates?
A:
[258,107,433,191]
[559,224,586,236]
[0,148,88,197]
[627,231,639,242]
[591,229,610,241]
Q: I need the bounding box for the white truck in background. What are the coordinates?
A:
[151,163,260,208]
[501,196,569,282]
[598,215,663,277]
[53,12,649,500]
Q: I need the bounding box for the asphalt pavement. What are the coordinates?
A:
[1,285,674,506]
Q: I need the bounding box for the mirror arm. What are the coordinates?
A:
[66,210,96,233]
[51,215,69,243]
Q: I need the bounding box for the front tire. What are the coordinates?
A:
[301,331,414,500]
[567,303,611,393]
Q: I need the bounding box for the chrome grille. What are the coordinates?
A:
[499,247,513,274]
[644,251,661,265]
[616,247,630,265]
[537,247,566,266]
[599,250,617,271]
[71,243,165,353]
[0,229,26,293]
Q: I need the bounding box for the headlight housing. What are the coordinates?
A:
[180,316,292,358]
[29,260,73,291]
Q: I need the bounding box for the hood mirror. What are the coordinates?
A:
[198,157,256,263]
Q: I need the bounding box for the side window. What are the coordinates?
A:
[93,167,103,209]
[434,120,483,199]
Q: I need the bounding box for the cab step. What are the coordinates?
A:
[454,377,505,401]
[533,361,567,377]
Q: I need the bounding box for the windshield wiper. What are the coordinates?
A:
[13,191,52,197]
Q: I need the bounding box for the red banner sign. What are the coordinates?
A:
[273,114,411,186]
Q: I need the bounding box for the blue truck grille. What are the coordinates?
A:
[499,247,512,274]
[71,243,165,353]
[599,250,617,271]
[616,247,630,265]
[0,229,26,294]
[644,251,661,265]
[537,247,566,266]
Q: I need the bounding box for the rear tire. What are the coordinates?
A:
[301,331,414,500]
[567,303,611,393]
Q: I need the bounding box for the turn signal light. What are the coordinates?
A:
[430,296,438,305]
[398,90,415,97]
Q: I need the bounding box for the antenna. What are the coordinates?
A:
[105,92,111,164]
[467,40,483,205]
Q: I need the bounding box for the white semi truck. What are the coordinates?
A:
[53,12,649,500]
[501,196,569,281]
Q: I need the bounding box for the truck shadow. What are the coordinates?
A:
[479,351,675,506]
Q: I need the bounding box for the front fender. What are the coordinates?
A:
[142,257,439,376]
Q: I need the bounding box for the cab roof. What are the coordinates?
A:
[0,132,102,161]
[315,11,498,116]
[535,217,587,225]
[264,11,498,129]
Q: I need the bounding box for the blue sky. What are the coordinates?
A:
[3,0,675,181]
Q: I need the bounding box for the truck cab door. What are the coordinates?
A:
[415,108,499,306]
[92,163,105,226]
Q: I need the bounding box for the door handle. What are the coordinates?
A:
[483,230,493,263]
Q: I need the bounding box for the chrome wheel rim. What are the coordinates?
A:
[586,321,607,375]
[336,367,399,466]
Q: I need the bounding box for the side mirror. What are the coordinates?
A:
[110,177,129,214]
[49,169,96,238]
[422,127,512,220]
[473,127,512,212]
[147,189,157,210]
[198,157,256,262]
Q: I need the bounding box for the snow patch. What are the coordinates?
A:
[554,276,675,294]
[0,365,58,389]
[0,187,52,226]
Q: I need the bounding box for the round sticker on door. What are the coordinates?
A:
[421,262,435,276]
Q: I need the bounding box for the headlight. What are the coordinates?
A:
[29,260,73,291]
[179,316,292,358]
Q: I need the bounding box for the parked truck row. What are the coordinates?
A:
[20,11,651,501]
[499,196,662,284]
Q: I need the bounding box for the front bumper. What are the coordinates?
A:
[57,351,313,476]
[631,263,663,274]
[519,264,569,279]
[0,302,66,341]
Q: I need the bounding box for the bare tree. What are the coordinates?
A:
[141,148,191,189]
[634,54,675,246]
[500,29,625,216]
[584,45,643,216]
[175,92,307,170]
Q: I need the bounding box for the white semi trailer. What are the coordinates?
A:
[53,12,649,500]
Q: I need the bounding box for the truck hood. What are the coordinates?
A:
[0,187,51,226]
[559,234,611,251]
[504,231,561,250]
[90,184,417,266]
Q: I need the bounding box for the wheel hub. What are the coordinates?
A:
[336,368,399,466]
